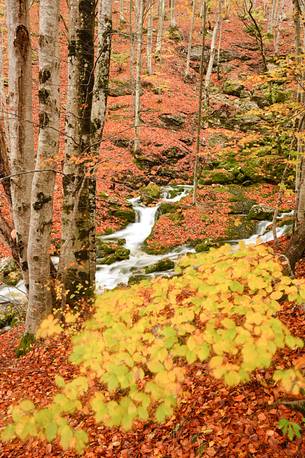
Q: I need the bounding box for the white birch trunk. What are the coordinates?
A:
[89,0,112,283]
[146,3,153,74]
[134,0,144,153]
[170,0,176,28]
[5,0,35,290]
[185,0,196,78]
[26,0,60,334]
[155,0,165,59]
[204,1,221,106]
[273,0,285,54]
[120,0,125,23]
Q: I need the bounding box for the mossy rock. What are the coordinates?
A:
[145,259,175,274]
[0,258,22,286]
[158,202,178,216]
[167,25,184,42]
[226,217,257,240]
[108,79,132,97]
[109,208,135,225]
[142,242,172,255]
[195,238,219,252]
[96,239,130,265]
[200,169,236,185]
[248,204,274,221]
[207,132,230,148]
[166,187,187,199]
[223,80,245,97]
[140,183,161,204]
[128,274,147,286]
[161,146,188,163]
[98,246,130,265]
[0,307,16,329]
[159,113,186,130]
[229,198,256,215]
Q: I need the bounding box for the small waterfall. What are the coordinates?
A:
[96,185,195,291]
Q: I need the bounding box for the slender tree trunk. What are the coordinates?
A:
[0,34,11,204]
[89,0,112,284]
[120,0,125,24]
[130,0,135,83]
[26,0,60,334]
[285,0,305,271]
[204,0,221,107]
[5,0,35,290]
[273,0,285,54]
[192,0,206,205]
[59,0,96,304]
[146,2,153,74]
[292,0,305,225]
[170,0,176,28]
[216,12,223,80]
[155,0,165,60]
[185,0,196,79]
[133,0,144,154]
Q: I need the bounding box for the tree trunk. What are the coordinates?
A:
[89,0,112,287]
[5,0,35,290]
[59,0,96,305]
[155,0,165,60]
[26,0,60,335]
[192,0,206,205]
[146,2,153,75]
[204,0,221,106]
[133,0,144,154]
[120,0,125,24]
[284,0,305,271]
[285,224,305,273]
[0,34,11,204]
[170,0,176,28]
[185,0,196,78]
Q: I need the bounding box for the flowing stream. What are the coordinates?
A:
[0,185,292,309]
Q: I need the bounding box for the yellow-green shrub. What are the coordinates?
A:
[1,243,305,453]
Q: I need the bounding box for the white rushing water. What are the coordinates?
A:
[96,185,194,291]
[0,185,293,305]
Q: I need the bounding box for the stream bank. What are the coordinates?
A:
[0,185,293,332]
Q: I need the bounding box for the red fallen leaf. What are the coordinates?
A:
[248,444,258,453]
[234,394,245,402]
[258,413,266,421]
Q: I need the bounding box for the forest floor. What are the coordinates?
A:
[1,0,305,457]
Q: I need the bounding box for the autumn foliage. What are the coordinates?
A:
[1,244,305,453]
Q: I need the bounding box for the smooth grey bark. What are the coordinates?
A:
[26,0,60,334]
[155,0,165,59]
[89,0,112,285]
[185,0,196,78]
[170,0,176,28]
[146,2,153,75]
[5,0,35,290]
[133,0,144,154]
[204,0,221,106]
[120,0,125,23]
[192,0,206,205]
